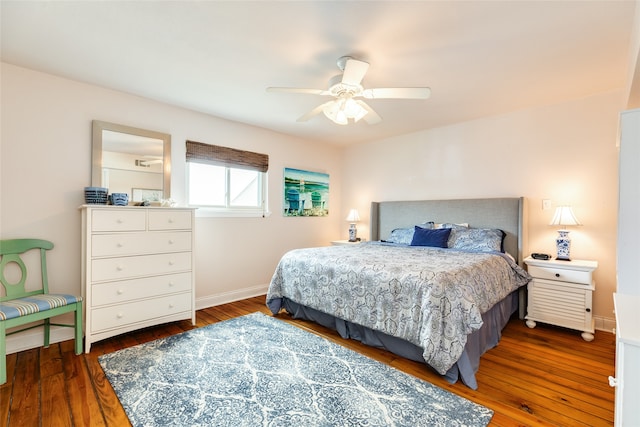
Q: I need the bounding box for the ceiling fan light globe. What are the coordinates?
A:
[352,109,368,123]
[322,101,348,125]
[322,100,339,116]
[343,98,368,122]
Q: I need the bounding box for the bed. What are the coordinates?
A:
[266,197,531,389]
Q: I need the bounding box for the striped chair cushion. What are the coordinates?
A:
[0,294,82,321]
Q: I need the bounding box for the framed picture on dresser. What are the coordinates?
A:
[132,188,162,202]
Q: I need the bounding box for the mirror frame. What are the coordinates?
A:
[92,120,171,200]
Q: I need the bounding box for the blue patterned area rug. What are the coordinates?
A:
[99,312,493,426]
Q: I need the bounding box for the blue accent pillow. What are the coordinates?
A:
[410,226,451,248]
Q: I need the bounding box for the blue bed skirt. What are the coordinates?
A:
[267,290,519,390]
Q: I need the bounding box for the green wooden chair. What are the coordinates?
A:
[0,239,83,384]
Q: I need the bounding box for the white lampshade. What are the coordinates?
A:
[346,209,360,223]
[549,206,581,227]
[549,206,581,261]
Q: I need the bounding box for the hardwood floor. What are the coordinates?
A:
[1,295,615,426]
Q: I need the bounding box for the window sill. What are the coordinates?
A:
[193,207,272,218]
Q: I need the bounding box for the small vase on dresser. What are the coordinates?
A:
[80,205,196,353]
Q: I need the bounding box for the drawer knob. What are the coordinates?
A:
[117,289,124,295]
[116,265,124,271]
[168,218,174,223]
[117,242,123,248]
[117,313,124,319]
[586,308,591,313]
[169,261,174,266]
[168,239,174,244]
[609,376,618,387]
[555,273,560,278]
[169,303,175,309]
[117,218,124,224]
[168,281,174,287]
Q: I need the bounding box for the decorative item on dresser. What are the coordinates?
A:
[80,205,196,353]
[524,256,597,341]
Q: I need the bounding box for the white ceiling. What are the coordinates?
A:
[1,1,635,146]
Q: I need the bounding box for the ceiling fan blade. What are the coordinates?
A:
[356,100,382,125]
[267,87,329,95]
[362,87,431,99]
[341,58,369,87]
[297,101,336,122]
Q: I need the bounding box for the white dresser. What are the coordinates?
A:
[611,294,640,427]
[611,110,640,425]
[617,109,640,296]
[81,206,196,353]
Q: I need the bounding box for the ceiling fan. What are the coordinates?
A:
[267,56,431,125]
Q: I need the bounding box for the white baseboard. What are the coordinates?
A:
[594,315,616,334]
[5,326,75,355]
[195,284,270,310]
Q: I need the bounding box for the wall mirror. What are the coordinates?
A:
[92,120,171,202]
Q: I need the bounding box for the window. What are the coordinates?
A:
[186,140,269,217]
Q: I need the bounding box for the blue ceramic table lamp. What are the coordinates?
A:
[550,206,581,261]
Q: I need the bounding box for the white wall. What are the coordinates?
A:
[342,90,625,325]
[0,62,343,352]
[0,60,628,352]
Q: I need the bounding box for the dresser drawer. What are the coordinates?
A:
[528,264,592,285]
[92,252,192,282]
[91,293,192,332]
[148,210,192,230]
[92,209,146,232]
[92,232,191,257]
[91,272,192,306]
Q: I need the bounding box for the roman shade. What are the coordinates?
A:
[185,140,269,173]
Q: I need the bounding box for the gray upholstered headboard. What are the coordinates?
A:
[370,197,528,265]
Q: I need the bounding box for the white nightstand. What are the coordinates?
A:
[330,239,363,246]
[524,256,598,341]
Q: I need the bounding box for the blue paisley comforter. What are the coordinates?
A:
[266,242,531,375]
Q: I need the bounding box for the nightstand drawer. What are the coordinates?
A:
[330,240,362,246]
[528,264,592,285]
